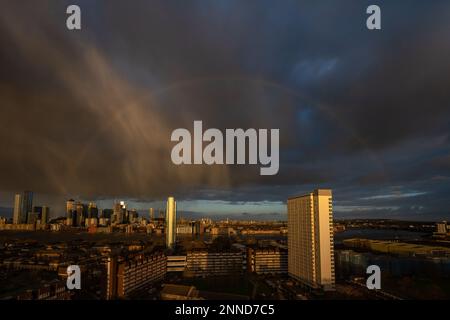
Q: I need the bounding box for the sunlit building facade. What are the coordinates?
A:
[106,252,166,299]
[184,249,246,277]
[166,197,177,248]
[287,189,335,291]
[247,246,288,275]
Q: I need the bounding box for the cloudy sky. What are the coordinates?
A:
[0,0,449,220]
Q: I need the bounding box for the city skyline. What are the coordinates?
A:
[0,184,449,300]
[0,189,449,222]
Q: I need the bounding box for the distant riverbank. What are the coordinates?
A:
[334,228,429,244]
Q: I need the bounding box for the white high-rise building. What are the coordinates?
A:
[166,197,177,249]
[287,189,335,291]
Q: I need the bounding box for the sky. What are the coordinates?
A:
[0,1,449,221]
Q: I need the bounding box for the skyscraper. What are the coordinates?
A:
[88,202,98,219]
[20,191,33,224]
[13,191,33,224]
[113,201,123,224]
[165,197,177,249]
[27,211,39,224]
[102,208,113,219]
[66,199,75,215]
[32,206,42,224]
[287,189,335,291]
[33,206,43,216]
[66,199,75,226]
[149,208,154,222]
[75,202,84,226]
[13,194,21,224]
[41,206,49,224]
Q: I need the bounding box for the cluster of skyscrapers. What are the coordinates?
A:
[7,192,172,231]
[13,191,49,225]
[66,199,98,227]
[65,199,140,227]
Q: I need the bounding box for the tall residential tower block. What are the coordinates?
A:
[166,197,177,249]
[287,189,335,291]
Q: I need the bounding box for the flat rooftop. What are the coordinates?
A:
[288,189,332,200]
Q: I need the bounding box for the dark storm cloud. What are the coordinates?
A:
[0,0,449,218]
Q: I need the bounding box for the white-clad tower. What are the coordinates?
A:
[166,197,177,248]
